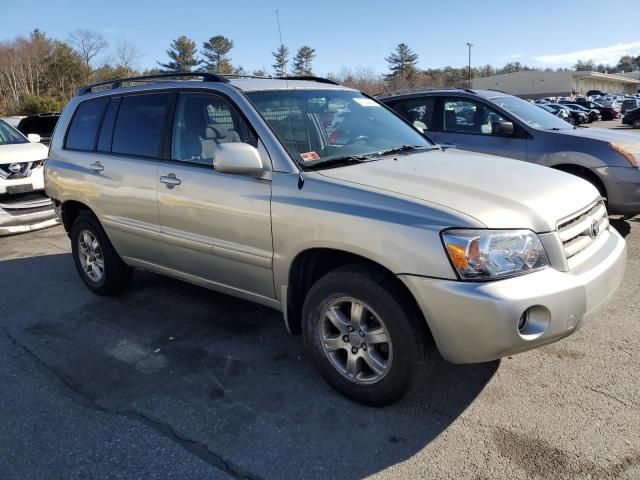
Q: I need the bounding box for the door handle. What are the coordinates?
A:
[89,161,104,172]
[160,173,182,188]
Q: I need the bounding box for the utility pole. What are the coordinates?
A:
[466,42,473,88]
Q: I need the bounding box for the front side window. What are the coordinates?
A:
[443,98,509,135]
[0,120,28,145]
[171,93,256,165]
[492,95,573,130]
[112,93,170,158]
[65,97,109,151]
[246,89,431,168]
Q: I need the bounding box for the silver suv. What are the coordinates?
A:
[45,74,627,405]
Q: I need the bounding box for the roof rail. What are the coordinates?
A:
[375,86,469,98]
[76,72,230,96]
[219,74,340,85]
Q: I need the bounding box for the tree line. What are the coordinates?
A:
[1,30,639,115]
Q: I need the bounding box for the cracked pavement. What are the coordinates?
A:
[0,218,639,480]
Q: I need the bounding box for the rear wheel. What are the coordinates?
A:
[632,119,640,129]
[70,213,132,295]
[302,264,435,406]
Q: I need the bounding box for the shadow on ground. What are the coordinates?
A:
[0,253,498,479]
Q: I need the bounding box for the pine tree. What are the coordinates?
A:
[272,44,289,77]
[293,46,316,76]
[385,43,419,80]
[202,35,234,74]
[158,36,200,72]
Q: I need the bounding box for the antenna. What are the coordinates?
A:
[275,10,287,77]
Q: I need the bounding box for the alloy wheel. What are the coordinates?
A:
[77,230,104,282]
[320,297,393,384]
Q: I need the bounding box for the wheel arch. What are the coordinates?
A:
[284,247,427,336]
[551,163,607,200]
[60,200,95,234]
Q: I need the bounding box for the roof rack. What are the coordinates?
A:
[76,72,230,96]
[376,86,472,98]
[219,74,340,85]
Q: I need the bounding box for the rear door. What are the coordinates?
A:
[432,97,528,160]
[66,93,169,264]
[156,91,274,299]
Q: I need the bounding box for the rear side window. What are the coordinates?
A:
[65,98,109,151]
[112,93,170,158]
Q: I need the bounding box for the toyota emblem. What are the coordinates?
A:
[589,219,599,239]
[8,163,22,173]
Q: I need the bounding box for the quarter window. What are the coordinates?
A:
[112,93,170,158]
[171,93,255,165]
[443,98,509,135]
[388,97,437,131]
[65,97,109,151]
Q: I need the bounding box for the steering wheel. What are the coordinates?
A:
[345,135,369,145]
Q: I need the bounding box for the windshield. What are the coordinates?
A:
[492,96,573,130]
[0,120,28,145]
[246,89,432,168]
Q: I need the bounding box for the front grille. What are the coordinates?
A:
[557,201,608,269]
[0,161,37,180]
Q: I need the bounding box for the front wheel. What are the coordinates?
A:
[302,264,435,406]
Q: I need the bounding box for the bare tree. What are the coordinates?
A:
[116,40,140,70]
[69,29,108,79]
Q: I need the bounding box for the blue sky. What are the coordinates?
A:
[4,0,640,74]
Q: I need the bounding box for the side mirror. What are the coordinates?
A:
[27,133,41,143]
[492,121,514,135]
[213,143,264,176]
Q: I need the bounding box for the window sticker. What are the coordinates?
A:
[300,151,320,162]
[353,97,381,107]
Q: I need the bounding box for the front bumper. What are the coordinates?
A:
[599,166,640,217]
[0,194,60,236]
[400,228,626,364]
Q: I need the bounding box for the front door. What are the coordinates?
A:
[157,92,274,299]
[433,97,528,160]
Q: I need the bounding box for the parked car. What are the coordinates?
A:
[0,119,58,235]
[17,112,61,145]
[542,103,589,125]
[586,90,607,97]
[380,88,640,217]
[621,99,640,114]
[573,99,619,120]
[622,107,640,129]
[45,73,626,406]
[538,104,572,123]
[0,116,26,128]
[559,102,600,122]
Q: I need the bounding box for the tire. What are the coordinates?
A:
[633,119,640,129]
[70,212,132,295]
[302,264,436,406]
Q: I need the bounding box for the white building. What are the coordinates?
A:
[472,70,640,98]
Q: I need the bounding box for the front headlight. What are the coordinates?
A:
[442,229,549,281]
[610,143,639,168]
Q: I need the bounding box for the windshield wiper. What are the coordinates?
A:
[376,144,433,156]
[303,155,370,170]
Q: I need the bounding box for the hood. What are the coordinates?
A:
[318,149,600,232]
[557,127,640,145]
[0,142,48,164]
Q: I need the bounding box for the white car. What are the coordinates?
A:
[0,119,58,235]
